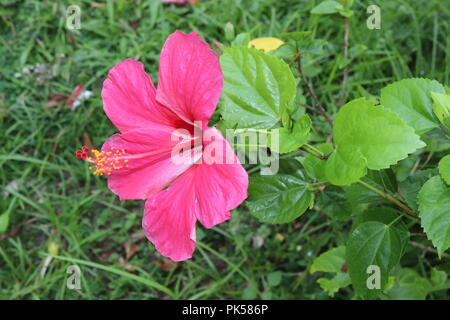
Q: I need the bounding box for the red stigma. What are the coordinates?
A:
[75,146,90,161]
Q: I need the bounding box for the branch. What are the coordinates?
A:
[294,50,333,126]
[409,241,450,259]
[300,146,417,217]
[357,180,417,217]
[338,17,350,106]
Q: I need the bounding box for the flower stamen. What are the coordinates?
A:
[75,146,129,176]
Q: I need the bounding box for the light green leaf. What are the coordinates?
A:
[380,78,445,134]
[439,155,450,185]
[275,114,311,154]
[326,98,425,185]
[431,268,447,285]
[0,211,9,234]
[337,7,354,18]
[220,46,296,129]
[311,246,351,297]
[347,221,403,299]
[280,31,311,42]
[267,271,282,287]
[325,147,367,186]
[311,246,346,274]
[303,143,333,182]
[242,285,258,299]
[231,32,250,46]
[386,269,431,300]
[317,273,351,297]
[246,173,313,224]
[431,92,450,130]
[311,0,343,14]
[418,176,450,256]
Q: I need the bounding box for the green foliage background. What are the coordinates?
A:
[0,0,449,299]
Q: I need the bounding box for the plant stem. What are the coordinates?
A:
[357,180,417,217]
[294,46,333,126]
[409,241,450,259]
[338,17,350,105]
[302,143,328,160]
[300,145,417,218]
[300,146,417,217]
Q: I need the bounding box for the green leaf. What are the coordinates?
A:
[418,176,450,256]
[311,246,351,297]
[347,221,403,299]
[277,158,304,178]
[318,186,352,221]
[220,46,296,129]
[380,78,445,134]
[398,169,437,211]
[317,273,351,297]
[231,32,250,46]
[325,98,425,185]
[386,269,431,300]
[275,114,311,153]
[325,148,367,186]
[311,246,346,273]
[431,268,447,285]
[367,169,398,194]
[439,155,450,185]
[345,178,385,207]
[337,7,354,18]
[303,143,333,182]
[311,0,343,14]
[423,129,450,152]
[353,207,409,256]
[242,285,258,299]
[246,173,313,224]
[431,92,450,130]
[280,31,311,42]
[0,211,9,234]
[267,271,282,287]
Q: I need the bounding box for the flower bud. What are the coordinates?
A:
[224,22,235,42]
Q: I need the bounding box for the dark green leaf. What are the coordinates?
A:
[347,221,403,299]
[246,173,313,224]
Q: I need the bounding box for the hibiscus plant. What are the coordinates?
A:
[78,23,450,301]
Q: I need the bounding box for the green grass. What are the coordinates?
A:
[0,0,449,299]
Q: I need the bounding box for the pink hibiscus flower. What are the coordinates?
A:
[80,31,248,261]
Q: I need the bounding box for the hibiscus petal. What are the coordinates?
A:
[193,127,249,228]
[143,169,198,262]
[101,126,201,200]
[142,127,248,261]
[102,58,183,132]
[156,31,223,124]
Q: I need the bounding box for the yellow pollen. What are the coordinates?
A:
[89,148,129,176]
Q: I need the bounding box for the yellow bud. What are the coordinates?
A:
[48,242,59,256]
[275,233,285,242]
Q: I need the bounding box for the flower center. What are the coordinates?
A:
[75,146,129,176]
